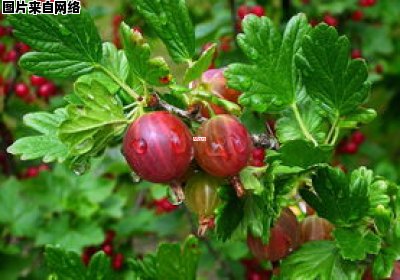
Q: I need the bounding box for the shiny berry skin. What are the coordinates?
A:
[351,131,365,145]
[14,83,30,98]
[194,115,252,177]
[37,82,57,98]
[101,244,113,256]
[112,253,124,270]
[123,112,194,183]
[351,49,362,59]
[300,216,334,243]
[201,68,241,103]
[351,10,364,21]
[3,49,18,63]
[30,75,47,87]
[323,14,338,27]
[249,6,265,17]
[247,208,300,262]
[184,172,221,218]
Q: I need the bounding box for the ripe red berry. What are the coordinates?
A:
[300,216,334,243]
[309,19,319,27]
[123,112,194,183]
[3,49,19,63]
[15,42,30,54]
[0,43,5,56]
[30,75,47,87]
[343,141,358,154]
[359,0,376,7]
[252,148,265,161]
[104,230,116,244]
[101,244,113,256]
[247,208,300,262]
[351,10,364,21]
[37,82,57,98]
[81,246,97,266]
[201,68,241,103]
[159,75,171,85]
[351,49,362,59]
[154,197,178,214]
[25,167,39,178]
[323,14,338,27]
[112,253,124,270]
[14,82,30,98]
[194,115,252,177]
[237,5,250,19]
[351,131,365,145]
[249,6,265,17]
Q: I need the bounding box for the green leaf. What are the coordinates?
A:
[59,80,127,159]
[225,14,311,112]
[278,140,332,169]
[280,241,360,280]
[183,43,216,84]
[129,254,157,280]
[7,109,68,163]
[338,108,377,129]
[239,166,264,195]
[120,22,170,87]
[296,24,370,118]
[135,0,195,63]
[86,252,113,280]
[9,10,102,78]
[101,42,129,82]
[300,166,371,226]
[333,228,381,261]
[276,96,327,143]
[45,246,86,280]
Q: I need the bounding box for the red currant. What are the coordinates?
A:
[0,43,5,56]
[14,82,30,98]
[300,216,334,243]
[351,10,364,21]
[24,167,39,178]
[351,49,362,59]
[30,75,47,87]
[3,49,19,63]
[103,230,116,244]
[194,115,252,177]
[15,42,30,54]
[81,246,97,266]
[237,5,250,19]
[249,6,265,17]
[112,253,124,270]
[101,244,113,256]
[154,197,178,214]
[323,14,338,27]
[351,131,365,145]
[123,112,194,183]
[37,82,57,98]
[343,141,358,154]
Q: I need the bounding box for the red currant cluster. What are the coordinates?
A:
[81,230,124,271]
[152,197,178,214]
[20,164,49,179]
[13,75,57,103]
[337,130,366,155]
[237,4,265,31]
[241,258,272,280]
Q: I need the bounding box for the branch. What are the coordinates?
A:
[148,93,207,123]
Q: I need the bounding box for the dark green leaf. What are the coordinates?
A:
[86,252,114,280]
[135,0,195,63]
[45,246,86,280]
[9,10,102,78]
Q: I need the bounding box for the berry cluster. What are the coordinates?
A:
[337,130,366,155]
[21,164,49,179]
[81,230,124,271]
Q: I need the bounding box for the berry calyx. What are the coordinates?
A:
[122,111,194,183]
[30,75,47,87]
[194,115,252,177]
[14,82,30,98]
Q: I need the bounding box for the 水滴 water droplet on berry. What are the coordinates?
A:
[131,138,147,154]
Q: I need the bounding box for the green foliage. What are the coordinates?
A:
[134,0,195,63]
[226,14,310,112]
[8,10,102,78]
[183,43,217,84]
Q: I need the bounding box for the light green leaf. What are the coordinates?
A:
[296,24,370,118]
[333,228,381,261]
[338,108,377,129]
[239,166,264,195]
[183,43,216,84]
[135,0,195,63]
[225,14,310,112]
[86,252,113,280]
[119,22,170,87]
[9,10,102,78]
[101,42,129,82]
[7,109,68,163]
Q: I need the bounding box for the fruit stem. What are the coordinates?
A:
[291,103,318,146]
[170,180,185,203]
[251,133,279,150]
[198,216,213,236]
[149,93,207,123]
[98,65,140,99]
[229,175,245,198]
[325,116,339,145]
